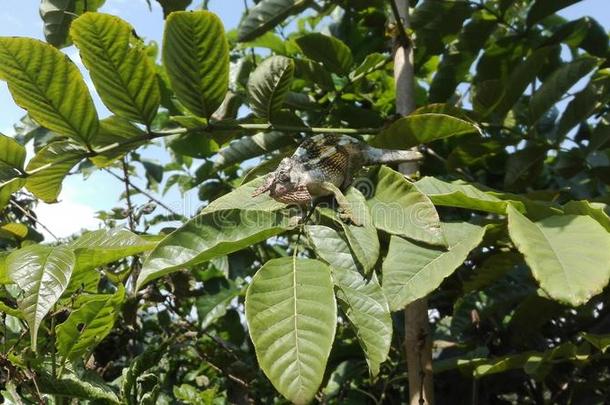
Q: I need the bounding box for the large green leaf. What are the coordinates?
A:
[370,113,480,149]
[136,177,294,289]
[415,176,513,214]
[7,244,75,351]
[90,116,146,167]
[71,13,160,125]
[365,166,446,246]
[237,0,312,42]
[70,228,156,272]
[195,280,242,329]
[245,257,336,404]
[382,222,486,311]
[340,188,379,274]
[39,0,106,48]
[56,285,125,368]
[247,56,295,121]
[307,225,391,377]
[295,33,353,75]
[25,141,86,203]
[529,57,599,123]
[526,0,583,26]
[0,37,99,144]
[163,11,229,118]
[507,205,610,306]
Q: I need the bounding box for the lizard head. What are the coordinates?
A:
[252,158,312,204]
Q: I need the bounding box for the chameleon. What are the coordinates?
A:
[252,134,423,224]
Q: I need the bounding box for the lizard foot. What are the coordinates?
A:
[338,207,363,226]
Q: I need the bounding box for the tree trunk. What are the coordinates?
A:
[391,1,435,404]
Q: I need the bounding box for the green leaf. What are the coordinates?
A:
[295,33,353,75]
[25,141,86,203]
[7,244,75,351]
[0,252,11,284]
[582,333,610,353]
[415,176,516,214]
[56,285,125,367]
[70,228,156,272]
[545,17,609,57]
[562,200,610,232]
[463,252,523,293]
[382,222,486,311]
[370,113,479,149]
[293,58,334,91]
[0,179,26,210]
[504,145,548,189]
[237,0,312,42]
[507,205,610,306]
[0,134,26,171]
[365,166,445,247]
[156,0,192,17]
[163,11,229,118]
[529,57,599,123]
[214,131,296,170]
[71,13,160,125]
[247,56,295,121]
[136,177,294,289]
[121,342,169,405]
[245,257,336,405]
[340,188,379,274]
[39,0,106,48]
[527,0,582,26]
[307,225,391,377]
[240,32,287,55]
[349,53,387,82]
[37,366,120,404]
[0,37,99,144]
[90,116,146,167]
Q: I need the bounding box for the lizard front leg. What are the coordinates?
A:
[319,182,362,226]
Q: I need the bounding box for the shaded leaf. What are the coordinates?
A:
[90,116,146,167]
[295,33,353,75]
[39,0,106,48]
[527,0,583,26]
[245,257,336,405]
[214,131,296,170]
[56,286,125,367]
[247,56,295,120]
[195,280,241,329]
[237,0,312,42]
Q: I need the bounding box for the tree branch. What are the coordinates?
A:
[9,198,59,241]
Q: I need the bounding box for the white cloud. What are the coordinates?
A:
[35,185,103,239]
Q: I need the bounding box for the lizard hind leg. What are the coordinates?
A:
[320,181,363,226]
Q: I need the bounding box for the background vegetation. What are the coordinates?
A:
[1,0,609,404]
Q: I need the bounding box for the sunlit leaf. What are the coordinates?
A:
[507,205,610,306]
[245,257,336,404]
[0,37,99,144]
[7,244,75,351]
[71,13,160,125]
[163,11,229,118]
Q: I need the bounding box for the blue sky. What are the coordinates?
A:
[0,0,609,238]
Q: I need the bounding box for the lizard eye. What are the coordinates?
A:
[278,172,290,182]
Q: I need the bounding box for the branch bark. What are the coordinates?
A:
[390,1,435,404]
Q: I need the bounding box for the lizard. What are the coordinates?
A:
[252,133,423,224]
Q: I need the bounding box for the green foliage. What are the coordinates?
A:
[245,257,337,404]
[1,1,609,403]
[163,11,229,118]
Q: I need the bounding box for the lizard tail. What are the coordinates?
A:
[363,146,424,165]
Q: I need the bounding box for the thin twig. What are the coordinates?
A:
[121,158,136,232]
[9,198,59,241]
[104,169,181,218]
[389,0,412,50]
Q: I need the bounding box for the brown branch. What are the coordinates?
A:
[390,0,434,404]
[121,158,137,232]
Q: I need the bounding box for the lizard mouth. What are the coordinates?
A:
[270,185,312,204]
